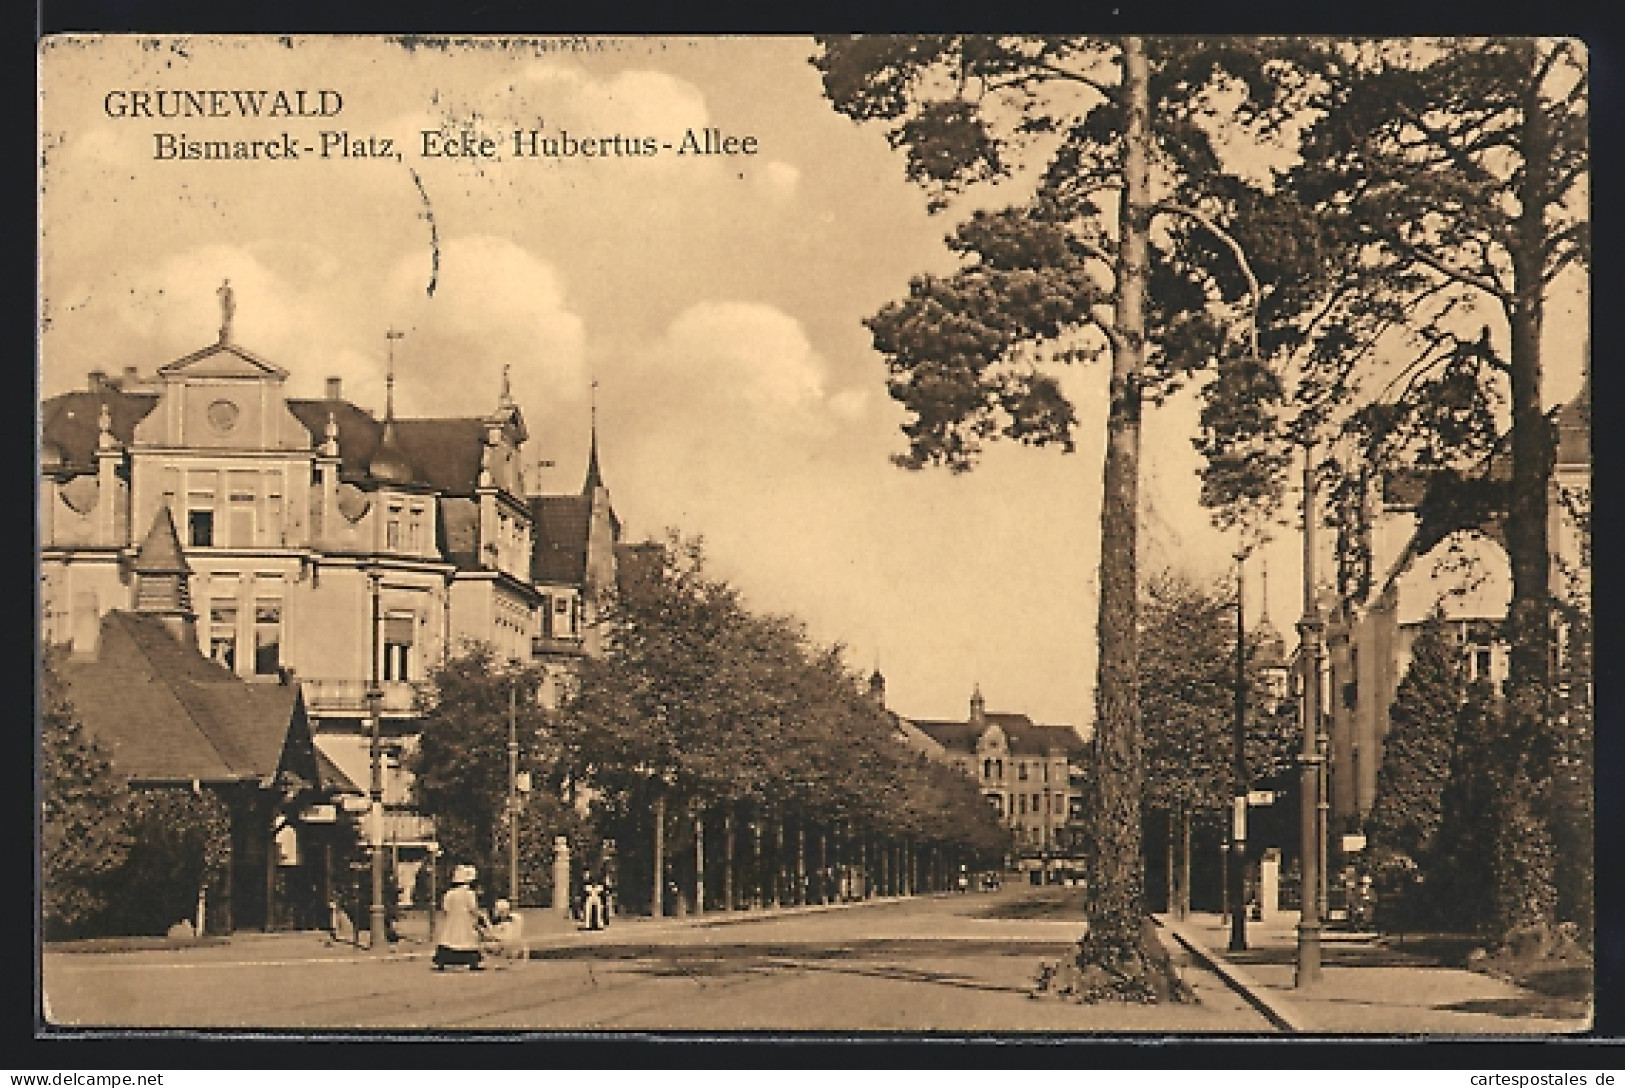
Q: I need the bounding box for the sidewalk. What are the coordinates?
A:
[1157,909,1593,1035]
[45,894,920,965]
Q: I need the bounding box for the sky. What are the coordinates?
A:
[37,36,1589,735]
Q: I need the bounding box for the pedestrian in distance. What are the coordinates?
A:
[582,880,607,930]
[433,863,487,971]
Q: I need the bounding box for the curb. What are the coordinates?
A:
[1156,917,1308,1032]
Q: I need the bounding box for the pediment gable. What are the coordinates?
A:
[159,341,289,380]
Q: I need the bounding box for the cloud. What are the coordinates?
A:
[757,160,801,201]
[382,235,587,419]
[645,301,830,418]
[42,244,365,397]
[40,236,589,436]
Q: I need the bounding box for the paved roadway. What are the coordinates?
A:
[42,887,1273,1033]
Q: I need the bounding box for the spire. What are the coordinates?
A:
[582,378,604,495]
[970,683,986,725]
[133,505,195,640]
[322,411,340,458]
[217,279,235,344]
[868,667,887,708]
[500,363,514,407]
[367,328,417,485]
[133,504,192,576]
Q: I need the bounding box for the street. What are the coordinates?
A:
[42,887,1272,1033]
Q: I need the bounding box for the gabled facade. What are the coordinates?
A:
[891,683,1088,871]
[58,508,358,931]
[1322,380,1591,830]
[41,286,625,900]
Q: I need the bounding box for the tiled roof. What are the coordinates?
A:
[911,714,1084,756]
[62,612,316,786]
[531,495,590,585]
[286,402,490,493]
[394,419,488,494]
[131,505,190,574]
[1555,385,1590,468]
[286,398,382,477]
[40,389,158,472]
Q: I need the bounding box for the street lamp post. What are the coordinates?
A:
[1295,441,1324,986]
[507,670,519,905]
[1230,548,1249,953]
[367,569,388,954]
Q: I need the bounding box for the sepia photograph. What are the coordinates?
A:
[36,34,1593,1035]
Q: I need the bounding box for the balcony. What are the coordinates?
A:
[302,678,418,716]
[532,635,585,658]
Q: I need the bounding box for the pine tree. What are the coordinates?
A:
[1367,619,1463,862]
[40,651,131,938]
[1429,680,1503,934]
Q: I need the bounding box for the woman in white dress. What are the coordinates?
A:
[433,864,486,970]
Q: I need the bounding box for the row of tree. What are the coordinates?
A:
[812,35,1587,989]
[412,534,1011,915]
[1138,569,1300,919]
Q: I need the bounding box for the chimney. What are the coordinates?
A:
[326,376,343,400]
[122,366,139,387]
[88,369,108,392]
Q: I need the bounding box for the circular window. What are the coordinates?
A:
[206,398,240,432]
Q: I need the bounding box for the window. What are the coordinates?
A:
[982,758,992,780]
[228,470,256,547]
[408,506,425,551]
[1018,762,1028,781]
[382,611,414,682]
[253,599,282,675]
[189,510,215,547]
[1473,648,1493,681]
[187,470,217,546]
[1018,794,1027,815]
[995,759,1003,779]
[209,601,237,670]
[266,472,283,544]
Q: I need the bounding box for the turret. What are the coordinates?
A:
[132,504,197,646]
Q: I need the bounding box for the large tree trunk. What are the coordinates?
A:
[1489,47,1560,943]
[1079,33,1150,971]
